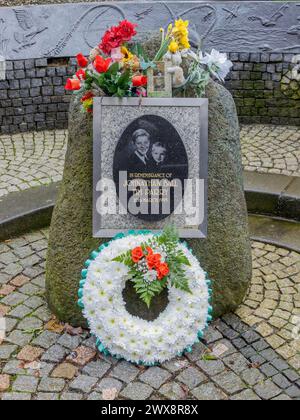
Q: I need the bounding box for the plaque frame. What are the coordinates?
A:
[93,97,208,238]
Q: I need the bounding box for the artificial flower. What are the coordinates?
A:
[94,56,112,73]
[144,270,158,283]
[76,68,86,80]
[89,47,101,61]
[76,53,89,68]
[116,20,137,42]
[111,47,125,62]
[199,49,233,82]
[169,40,179,54]
[100,28,122,55]
[81,92,94,103]
[146,253,161,270]
[157,262,170,280]
[65,78,81,91]
[132,75,147,87]
[121,46,134,62]
[131,247,144,263]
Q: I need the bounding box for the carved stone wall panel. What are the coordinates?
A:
[0,1,300,60]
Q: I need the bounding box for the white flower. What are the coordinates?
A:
[81,234,210,364]
[144,270,157,283]
[200,49,233,82]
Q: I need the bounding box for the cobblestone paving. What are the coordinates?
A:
[0,125,299,199]
[0,231,300,400]
[0,130,67,198]
[241,125,300,177]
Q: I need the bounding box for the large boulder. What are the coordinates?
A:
[46,39,252,325]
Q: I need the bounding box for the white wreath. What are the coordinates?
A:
[79,233,212,365]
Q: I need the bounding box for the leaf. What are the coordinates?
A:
[106,62,119,76]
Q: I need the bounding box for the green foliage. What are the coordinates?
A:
[85,65,132,98]
[113,225,192,307]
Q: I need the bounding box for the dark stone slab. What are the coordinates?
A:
[0,2,299,60]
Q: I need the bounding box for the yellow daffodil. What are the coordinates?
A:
[121,46,134,62]
[169,40,179,53]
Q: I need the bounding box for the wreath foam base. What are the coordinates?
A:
[78,230,212,366]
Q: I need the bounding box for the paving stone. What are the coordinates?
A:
[176,367,207,389]
[98,378,123,393]
[0,303,10,317]
[162,358,189,373]
[232,338,247,349]
[196,359,226,376]
[41,344,67,363]
[272,373,291,389]
[24,296,44,309]
[2,392,32,400]
[0,344,17,359]
[1,291,26,306]
[8,304,32,319]
[260,363,278,377]
[12,375,39,393]
[241,368,265,386]
[121,381,153,400]
[139,367,171,389]
[60,392,83,400]
[252,339,269,352]
[35,393,59,400]
[185,342,208,362]
[213,371,246,395]
[82,360,111,378]
[38,377,65,392]
[17,316,43,331]
[283,369,299,382]
[223,353,249,374]
[259,348,278,362]
[285,385,300,398]
[254,380,282,400]
[32,331,60,349]
[110,361,139,383]
[192,382,227,400]
[51,363,78,380]
[87,392,103,400]
[66,346,96,366]
[7,329,33,346]
[271,358,290,371]
[3,360,26,375]
[69,375,98,393]
[230,389,261,400]
[0,374,10,392]
[57,333,82,350]
[159,382,189,400]
[203,327,223,344]
[0,284,16,296]
[272,394,292,400]
[17,345,44,362]
[241,331,261,344]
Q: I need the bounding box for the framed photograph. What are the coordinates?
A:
[93,97,208,238]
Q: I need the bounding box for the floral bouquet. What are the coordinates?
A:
[65,19,233,113]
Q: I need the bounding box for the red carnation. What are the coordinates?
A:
[131,247,144,263]
[157,263,169,280]
[65,78,81,91]
[99,28,122,56]
[76,53,88,68]
[147,253,161,270]
[116,20,137,42]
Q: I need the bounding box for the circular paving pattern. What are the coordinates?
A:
[241,125,300,177]
[0,231,299,400]
[0,130,67,198]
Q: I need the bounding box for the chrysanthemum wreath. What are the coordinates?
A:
[78,227,213,365]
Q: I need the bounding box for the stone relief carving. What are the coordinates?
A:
[0,19,9,56]
[248,3,289,27]
[1,2,299,60]
[13,8,48,53]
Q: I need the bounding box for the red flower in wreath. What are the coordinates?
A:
[157,263,170,280]
[115,20,137,42]
[99,29,122,56]
[94,56,112,73]
[131,247,144,263]
[76,53,88,68]
[65,78,81,91]
[132,75,147,87]
[147,253,162,270]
